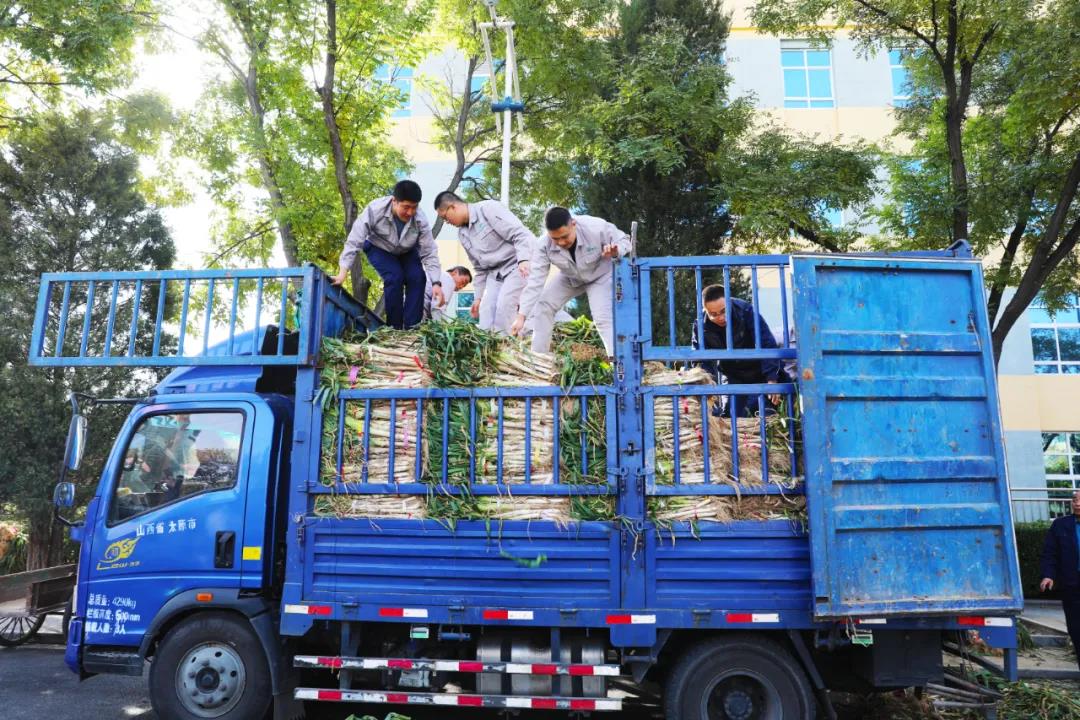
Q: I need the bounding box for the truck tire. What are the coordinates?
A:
[149,612,271,720]
[664,635,815,720]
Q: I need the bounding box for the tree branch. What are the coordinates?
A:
[852,0,944,65]
[791,222,841,252]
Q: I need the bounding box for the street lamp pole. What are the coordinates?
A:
[479,1,524,206]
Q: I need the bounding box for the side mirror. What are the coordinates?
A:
[66,414,87,472]
[53,481,76,508]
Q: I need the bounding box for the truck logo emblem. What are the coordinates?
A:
[97,537,140,571]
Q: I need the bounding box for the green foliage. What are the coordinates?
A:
[0,0,156,121]
[1014,521,1051,599]
[181,0,433,273]
[751,0,1080,359]
[0,524,28,575]
[726,129,880,253]
[0,110,175,566]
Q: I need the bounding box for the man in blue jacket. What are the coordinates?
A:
[690,284,787,417]
[1040,490,1080,669]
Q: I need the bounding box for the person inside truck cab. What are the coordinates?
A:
[691,284,786,417]
[139,414,200,502]
[331,179,444,329]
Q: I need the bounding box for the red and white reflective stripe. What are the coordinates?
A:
[294,688,622,711]
[605,614,656,625]
[294,655,621,676]
[958,616,1013,627]
[483,609,534,621]
[283,604,332,616]
[725,612,780,624]
[856,618,887,625]
[378,607,428,619]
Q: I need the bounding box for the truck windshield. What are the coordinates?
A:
[109,411,244,524]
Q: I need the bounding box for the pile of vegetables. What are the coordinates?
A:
[317,317,802,528]
[317,318,613,524]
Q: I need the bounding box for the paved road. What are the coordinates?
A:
[0,636,660,720]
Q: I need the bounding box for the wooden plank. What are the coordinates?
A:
[0,565,75,604]
[30,574,75,613]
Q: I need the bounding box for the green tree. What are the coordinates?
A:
[0,111,174,569]
[182,0,433,295]
[752,0,1080,362]
[0,0,157,124]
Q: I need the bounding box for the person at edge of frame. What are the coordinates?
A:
[1040,489,1080,670]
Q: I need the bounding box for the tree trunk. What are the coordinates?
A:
[319,0,368,304]
[220,5,300,267]
[990,154,1080,363]
[431,56,479,240]
[243,65,299,267]
[26,512,52,571]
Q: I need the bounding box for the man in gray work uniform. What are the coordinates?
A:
[332,180,443,329]
[433,190,535,334]
[511,206,630,355]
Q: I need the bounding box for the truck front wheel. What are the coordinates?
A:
[664,635,815,720]
[149,612,271,720]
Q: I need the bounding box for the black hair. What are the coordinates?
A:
[433,190,462,211]
[544,206,573,231]
[392,179,423,203]
[448,265,473,283]
[702,284,727,304]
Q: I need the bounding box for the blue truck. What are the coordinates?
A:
[31,248,1024,720]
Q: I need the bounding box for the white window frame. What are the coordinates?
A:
[887,47,913,107]
[1030,295,1080,374]
[780,40,835,109]
[1042,430,1080,516]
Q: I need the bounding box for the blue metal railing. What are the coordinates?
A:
[631,255,801,494]
[28,267,369,368]
[319,386,616,496]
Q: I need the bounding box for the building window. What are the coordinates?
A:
[470,73,489,98]
[376,65,413,118]
[1043,431,1080,516]
[888,48,912,107]
[1030,295,1080,374]
[781,43,834,108]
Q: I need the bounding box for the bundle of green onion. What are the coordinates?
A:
[320,331,428,487]
[319,318,613,523]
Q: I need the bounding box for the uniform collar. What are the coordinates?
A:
[467,203,480,228]
[383,196,410,226]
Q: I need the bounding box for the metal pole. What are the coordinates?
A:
[500,26,513,205]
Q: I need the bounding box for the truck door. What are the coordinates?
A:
[80,401,257,647]
[793,255,1023,618]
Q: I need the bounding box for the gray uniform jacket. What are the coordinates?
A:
[458,200,536,300]
[339,196,441,283]
[518,215,631,318]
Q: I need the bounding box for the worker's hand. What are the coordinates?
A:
[331,269,348,286]
[1040,577,1054,592]
[509,313,526,337]
[767,380,782,407]
[601,243,619,259]
[432,285,445,308]
[518,260,530,278]
[470,299,480,319]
